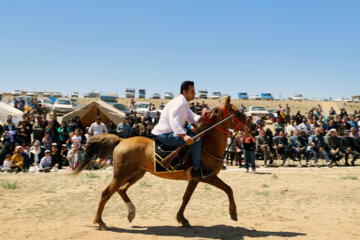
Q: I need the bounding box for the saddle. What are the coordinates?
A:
[154,139,193,173]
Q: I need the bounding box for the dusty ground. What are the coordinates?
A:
[1,166,359,240]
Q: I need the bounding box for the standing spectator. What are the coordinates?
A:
[153,111,161,125]
[129,99,136,112]
[274,118,285,135]
[58,121,70,145]
[239,104,246,113]
[136,116,148,137]
[284,104,291,124]
[241,132,256,173]
[89,116,108,136]
[340,130,360,166]
[234,131,243,167]
[190,102,196,113]
[308,128,332,167]
[273,131,290,166]
[39,150,52,172]
[67,143,82,170]
[29,140,44,166]
[256,130,272,166]
[144,112,153,123]
[116,118,132,138]
[106,120,117,135]
[329,107,336,116]
[325,129,343,165]
[290,130,309,166]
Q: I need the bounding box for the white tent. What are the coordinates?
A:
[62,100,125,127]
[0,102,24,125]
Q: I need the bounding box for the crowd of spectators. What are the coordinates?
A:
[0,98,360,173]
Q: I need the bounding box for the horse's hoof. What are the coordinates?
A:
[98,223,108,230]
[128,212,135,223]
[230,212,238,221]
[181,219,191,227]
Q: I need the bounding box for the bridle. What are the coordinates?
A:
[203,106,251,135]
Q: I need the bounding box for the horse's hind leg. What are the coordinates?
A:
[176,180,199,227]
[117,170,146,223]
[93,177,127,230]
[202,175,237,221]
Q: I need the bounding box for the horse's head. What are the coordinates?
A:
[196,96,256,135]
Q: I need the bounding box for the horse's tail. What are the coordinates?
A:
[72,134,121,175]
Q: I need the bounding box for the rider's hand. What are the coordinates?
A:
[183,135,194,145]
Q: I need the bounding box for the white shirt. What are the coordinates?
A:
[286,125,298,136]
[152,94,201,135]
[89,122,108,136]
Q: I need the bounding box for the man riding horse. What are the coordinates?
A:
[151,81,213,178]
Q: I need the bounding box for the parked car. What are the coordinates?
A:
[53,98,74,115]
[293,94,303,101]
[107,102,131,116]
[11,90,21,96]
[261,93,274,100]
[37,98,54,111]
[251,95,262,100]
[164,92,174,99]
[83,92,98,98]
[152,93,161,99]
[70,99,81,110]
[52,92,63,98]
[267,109,278,119]
[138,89,146,98]
[354,98,360,103]
[0,92,3,102]
[238,92,249,100]
[198,89,208,99]
[100,95,117,103]
[209,92,221,99]
[125,88,135,98]
[135,102,150,115]
[43,92,52,97]
[246,106,270,119]
[26,92,36,97]
[310,98,318,101]
[335,97,350,102]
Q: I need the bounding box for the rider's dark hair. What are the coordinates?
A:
[180,81,194,94]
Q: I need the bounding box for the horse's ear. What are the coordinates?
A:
[223,96,231,108]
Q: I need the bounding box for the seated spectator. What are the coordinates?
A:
[106,120,117,135]
[74,117,84,131]
[89,116,108,136]
[15,146,30,172]
[298,118,312,135]
[39,150,52,172]
[67,143,82,170]
[1,154,12,172]
[0,142,14,162]
[308,128,332,167]
[58,121,70,145]
[60,144,69,167]
[290,130,309,166]
[295,111,303,125]
[11,149,24,173]
[32,115,45,142]
[146,121,155,138]
[136,116,147,137]
[51,143,62,169]
[354,130,360,152]
[340,130,359,166]
[144,111,153,123]
[274,118,285,135]
[339,118,351,135]
[325,119,337,132]
[329,107,336,116]
[42,130,53,151]
[29,140,44,166]
[70,129,82,148]
[273,131,290,166]
[350,127,358,138]
[153,111,161,125]
[256,130,272,166]
[116,118,132,138]
[3,115,16,144]
[68,118,77,132]
[286,120,298,136]
[325,129,343,165]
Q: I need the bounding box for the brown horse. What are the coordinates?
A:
[73,96,254,229]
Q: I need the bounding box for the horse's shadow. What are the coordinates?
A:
[104,224,306,240]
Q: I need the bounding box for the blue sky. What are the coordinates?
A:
[0,0,359,99]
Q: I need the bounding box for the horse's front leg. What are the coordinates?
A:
[202,175,237,221]
[176,180,199,227]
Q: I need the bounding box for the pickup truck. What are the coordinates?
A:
[238,92,249,100]
[139,89,146,98]
[126,88,135,98]
[261,93,274,100]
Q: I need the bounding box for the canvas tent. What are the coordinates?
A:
[0,102,24,125]
[62,100,125,127]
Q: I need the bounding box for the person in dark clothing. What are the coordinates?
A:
[325,129,344,165]
[68,118,77,132]
[354,131,360,152]
[295,111,303,125]
[273,131,290,166]
[106,120,117,135]
[234,131,243,167]
[308,128,332,167]
[241,132,256,173]
[256,130,272,166]
[60,144,69,166]
[32,115,45,142]
[51,143,62,169]
[290,130,309,166]
[340,130,360,166]
[74,117,84,131]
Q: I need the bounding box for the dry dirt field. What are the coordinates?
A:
[1,166,360,240]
